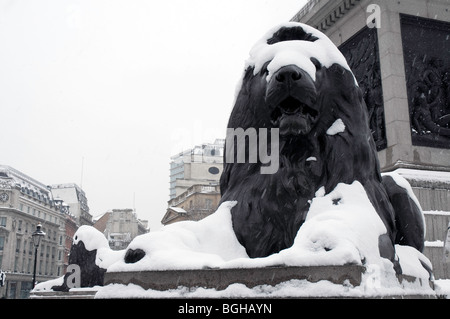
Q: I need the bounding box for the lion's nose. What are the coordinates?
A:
[275,65,302,83]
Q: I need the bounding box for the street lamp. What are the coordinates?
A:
[31,223,45,289]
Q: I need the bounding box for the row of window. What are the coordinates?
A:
[19,203,60,225]
[0,216,63,244]
[20,187,52,205]
[0,254,63,277]
[188,198,213,210]
[0,234,63,257]
[0,234,64,277]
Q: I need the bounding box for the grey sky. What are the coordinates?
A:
[0,0,306,230]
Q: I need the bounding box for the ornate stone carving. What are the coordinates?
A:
[0,180,13,190]
[401,14,450,148]
[339,26,387,151]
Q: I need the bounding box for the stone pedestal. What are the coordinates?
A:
[30,289,97,299]
[293,0,450,171]
[104,265,365,291]
[101,265,438,298]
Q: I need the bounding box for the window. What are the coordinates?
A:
[205,199,213,210]
[208,166,220,175]
[16,238,21,253]
[0,236,4,251]
[0,216,6,227]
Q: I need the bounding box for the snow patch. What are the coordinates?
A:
[107,201,248,272]
[326,118,346,135]
[246,22,355,84]
[395,245,432,279]
[315,186,325,197]
[73,225,109,251]
[33,276,64,292]
[394,168,450,184]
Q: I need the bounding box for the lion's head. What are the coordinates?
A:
[229,23,356,139]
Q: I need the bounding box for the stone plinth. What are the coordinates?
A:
[101,265,437,299]
[104,265,365,291]
[30,289,97,299]
[292,0,450,172]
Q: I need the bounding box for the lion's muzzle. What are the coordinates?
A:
[266,65,318,137]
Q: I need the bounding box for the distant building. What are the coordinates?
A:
[169,139,224,199]
[50,183,93,226]
[0,165,68,299]
[93,209,149,250]
[162,184,221,226]
[62,213,78,274]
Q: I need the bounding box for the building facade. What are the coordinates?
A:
[162,184,221,225]
[93,209,149,250]
[62,213,78,274]
[51,183,93,226]
[0,165,68,298]
[169,139,224,199]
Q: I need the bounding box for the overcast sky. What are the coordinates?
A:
[0,0,307,230]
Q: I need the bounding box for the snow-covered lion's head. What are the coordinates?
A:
[230,22,357,138]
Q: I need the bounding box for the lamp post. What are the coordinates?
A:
[31,224,45,289]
